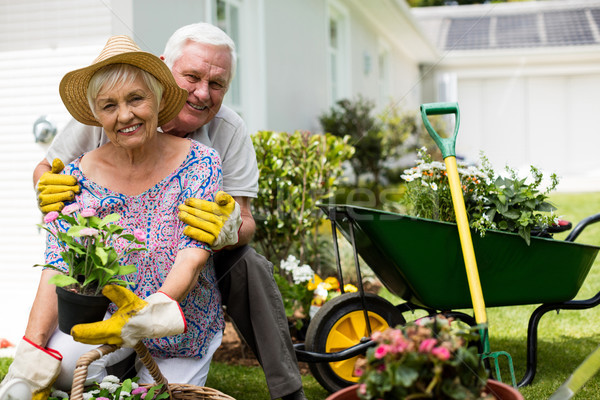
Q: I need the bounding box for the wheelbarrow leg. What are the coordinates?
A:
[518,291,600,388]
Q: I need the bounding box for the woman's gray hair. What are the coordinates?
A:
[163,23,237,84]
[87,64,164,117]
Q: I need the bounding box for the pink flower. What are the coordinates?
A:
[371,331,382,341]
[358,384,367,395]
[80,208,96,217]
[431,346,451,361]
[419,338,437,353]
[44,211,59,224]
[133,229,145,242]
[354,368,363,377]
[62,203,79,215]
[79,228,99,237]
[132,387,147,395]
[374,345,388,359]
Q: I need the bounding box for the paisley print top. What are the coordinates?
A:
[45,139,225,359]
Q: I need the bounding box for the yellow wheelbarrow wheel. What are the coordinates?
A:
[305,292,405,393]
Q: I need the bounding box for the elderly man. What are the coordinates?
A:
[31,23,305,400]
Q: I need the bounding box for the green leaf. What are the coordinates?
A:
[66,226,85,236]
[99,213,120,227]
[95,247,108,265]
[116,264,137,276]
[395,364,419,387]
[48,274,79,287]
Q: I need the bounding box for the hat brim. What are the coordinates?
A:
[59,52,187,127]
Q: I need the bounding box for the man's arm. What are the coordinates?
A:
[33,159,52,188]
[234,195,255,247]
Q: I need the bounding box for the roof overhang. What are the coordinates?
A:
[346,0,440,63]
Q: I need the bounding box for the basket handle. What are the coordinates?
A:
[71,344,119,400]
[70,342,171,400]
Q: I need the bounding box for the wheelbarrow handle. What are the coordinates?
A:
[420,102,460,159]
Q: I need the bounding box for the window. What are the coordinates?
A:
[327,2,349,106]
[214,0,242,114]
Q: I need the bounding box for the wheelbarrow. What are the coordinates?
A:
[294,204,600,393]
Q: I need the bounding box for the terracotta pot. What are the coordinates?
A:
[56,286,110,334]
[325,380,524,400]
[485,379,525,400]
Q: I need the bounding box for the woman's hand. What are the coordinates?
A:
[71,285,186,347]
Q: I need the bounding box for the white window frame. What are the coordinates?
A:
[326,1,350,107]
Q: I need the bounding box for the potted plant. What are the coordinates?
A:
[36,203,146,333]
[326,316,523,400]
[398,147,559,245]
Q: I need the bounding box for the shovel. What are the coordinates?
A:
[420,102,516,386]
[549,344,600,399]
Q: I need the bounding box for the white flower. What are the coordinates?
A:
[83,393,93,400]
[291,264,314,284]
[102,375,120,384]
[314,283,328,298]
[99,381,120,393]
[119,391,131,399]
[130,382,139,390]
[430,182,438,191]
[51,390,69,399]
[280,255,299,272]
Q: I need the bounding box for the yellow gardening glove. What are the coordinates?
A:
[36,158,80,213]
[71,285,186,348]
[178,191,242,250]
[0,337,62,400]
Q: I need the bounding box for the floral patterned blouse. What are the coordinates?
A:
[45,139,225,359]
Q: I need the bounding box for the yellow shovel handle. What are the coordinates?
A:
[445,156,487,325]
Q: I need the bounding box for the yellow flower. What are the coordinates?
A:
[344,284,358,293]
[323,276,340,290]
[306,274,323,291]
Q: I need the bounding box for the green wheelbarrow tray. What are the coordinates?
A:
[321,204,600,310]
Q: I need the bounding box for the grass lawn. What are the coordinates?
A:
[1,192,599,399]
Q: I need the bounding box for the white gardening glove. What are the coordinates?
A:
[71,285,186,348]
[178,191,242,250]
[0,337,62,400]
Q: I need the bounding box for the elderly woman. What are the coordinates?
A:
[0,36,224,398]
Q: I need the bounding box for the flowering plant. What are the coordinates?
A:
[274,255,316,329]
[354,316,490,400]
[400,147,559,245]
[274,255,358,328]
[35,204,146,295]
[49,375,168,400]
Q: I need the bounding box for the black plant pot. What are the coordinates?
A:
[56,286,111,334]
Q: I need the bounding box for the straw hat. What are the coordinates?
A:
[59,35,188,127]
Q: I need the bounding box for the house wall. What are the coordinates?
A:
[436,52,600,190]
[263,0,329,133]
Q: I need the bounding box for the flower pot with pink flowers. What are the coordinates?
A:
[325,315,523,400]
[36,204,146,333]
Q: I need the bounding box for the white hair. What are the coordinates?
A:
[163,23,237,84]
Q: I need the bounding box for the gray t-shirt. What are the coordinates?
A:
[46,105,259,198]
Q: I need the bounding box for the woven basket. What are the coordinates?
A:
[70,342,235,400]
